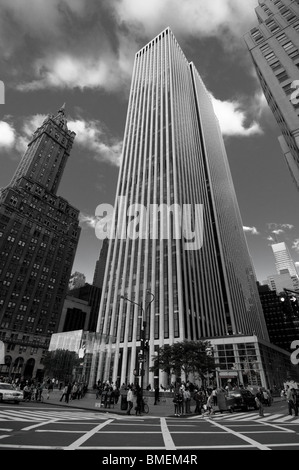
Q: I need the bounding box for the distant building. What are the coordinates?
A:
[67,283,102,332]
[68,271,86,291]
[59,296,91,333]
[92,238,109,289]
[267,271,299,292]
[272,242,298,277]
[244,0,299,189]
[258,283,299,352]
[0,105,80,381]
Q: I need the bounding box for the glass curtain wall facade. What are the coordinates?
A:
[244,0,299,189]
[93,28,269,389]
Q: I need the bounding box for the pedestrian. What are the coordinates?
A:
[193,389,204,414]
[280,388,286,401]
[183,387,191,414]
[62,382,72,403]
[212,387,218,407]
[286,386,298,416]
[154,385,160,405]
[135,385,143,415]
[173,392,181,416]
[59,384,68,402]
[255,388,264,417]
[126,386,133,415]
[291,388,299,416]
[206,392,214,417]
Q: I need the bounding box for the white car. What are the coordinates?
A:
[0,383,24,403]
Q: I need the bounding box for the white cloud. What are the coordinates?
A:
[0,121,16,149]
[2,0,259,94]
[292,239,299,253]
[68,118,123,166]
[115,0,258,44]
[2,113,123,167]
[79,213,99,229]
[211,95,263,137]
[17,52,132,93]
[243,226,259,235]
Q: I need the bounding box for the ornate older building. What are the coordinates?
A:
[0,105,80,381]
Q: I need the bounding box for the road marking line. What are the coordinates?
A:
[22,419,60,431]
[206,418,272,450]
[65,419,114,450]
[160,418,176,450]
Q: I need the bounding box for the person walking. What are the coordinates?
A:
[126,386,133,415]
[255,388,264,417]
[286,386,298,416]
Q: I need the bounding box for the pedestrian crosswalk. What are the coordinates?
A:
[188,411,299,424]
[0,408,112,422]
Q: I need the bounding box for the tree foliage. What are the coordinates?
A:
[42,349,80,382]
[150,340,215,381]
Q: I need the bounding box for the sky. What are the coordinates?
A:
[0,0,299,285]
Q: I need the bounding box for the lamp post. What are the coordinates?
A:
[120,290,155,397]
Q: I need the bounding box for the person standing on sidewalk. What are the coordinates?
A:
[126,386,133,415]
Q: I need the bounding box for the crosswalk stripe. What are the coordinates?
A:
[189,411,299,424]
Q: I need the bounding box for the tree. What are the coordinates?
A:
[42,349,80,383]
[150,340,215,384]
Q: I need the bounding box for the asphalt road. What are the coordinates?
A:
[0,398,298,456]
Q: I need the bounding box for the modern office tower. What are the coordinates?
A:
[68,271,86,291]
[92,28,269,389]
[0,105,80,381]
[93,238,109,289]
[244,0,299,189]
[271,241,298,276]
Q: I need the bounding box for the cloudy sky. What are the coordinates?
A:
[0,0,299,285]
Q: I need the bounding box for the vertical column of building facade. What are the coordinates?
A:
[190,64,269,341]
[244,0,299,189]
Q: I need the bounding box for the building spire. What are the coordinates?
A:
[58,102,66,114]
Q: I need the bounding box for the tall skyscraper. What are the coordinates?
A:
[244,0,299,189]
[93,28,269,388]
[0,105,80,381]
[271,241,298,275]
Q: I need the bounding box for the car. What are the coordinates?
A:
[226,388,257,412]
[0,383,24,404]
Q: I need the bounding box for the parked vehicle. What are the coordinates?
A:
[226,388,257,412]
[0,383,24,404]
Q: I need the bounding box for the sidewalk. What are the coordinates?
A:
[43,389,282,418]
[44,389,176,417]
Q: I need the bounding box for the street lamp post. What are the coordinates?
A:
[120,290,155,398]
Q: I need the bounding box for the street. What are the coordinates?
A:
[0,399,298,454]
